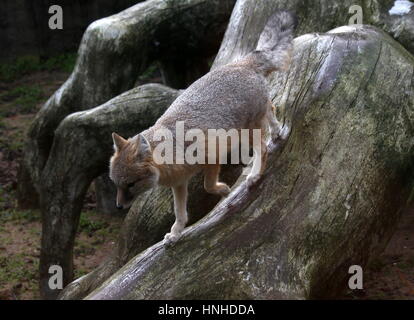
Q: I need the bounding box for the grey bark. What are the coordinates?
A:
[14,0,236,299]
[212,0,414,68]
[38,83,180,299]
[18,0,236,211]
[20,0,414,300]
[368,0,414,55]
[61,0,412,299]
[59,164,242,300]
[84,25,414,300]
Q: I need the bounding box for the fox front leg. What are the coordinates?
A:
[164,182,189,246]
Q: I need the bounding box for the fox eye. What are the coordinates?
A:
[127,182,136,189]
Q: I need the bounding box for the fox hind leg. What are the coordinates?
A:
[268,103,289,141]
[204,164,231,197]
[267,104,282,141]
[246,128,268,188]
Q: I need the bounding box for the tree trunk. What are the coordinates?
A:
[14,0,236,299]
[24,0,414,299]
[38,84,180,299]
[59,162,243,299]
[212,0,414,69]
[18,0,236,210]
[84,25,414,299]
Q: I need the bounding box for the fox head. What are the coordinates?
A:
[109,132,159,210]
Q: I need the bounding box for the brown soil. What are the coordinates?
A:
[0,70,122,300]
[343,205,414,300]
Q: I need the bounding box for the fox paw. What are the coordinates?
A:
[246,174,261,188]
[272,124,289,141]
[216,183,231,197]
[163,232,181,246]
[279,125,290,139]
[270,128,279,142]
[277,124,290,140]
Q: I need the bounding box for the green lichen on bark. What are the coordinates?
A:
[23,0,414,300]
[83,25,414,300]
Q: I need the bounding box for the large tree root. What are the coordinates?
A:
[83,25,414,299]
[19,0,414,299]
[17,0,236,209]
[59,163,242,299]
[15,0,237,299]
[38,84,179,299]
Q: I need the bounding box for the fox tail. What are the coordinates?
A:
[248,10,297,75]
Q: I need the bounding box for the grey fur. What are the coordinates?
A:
[247,10,297,75]
[143,10,297,143]
[111,10,297,245]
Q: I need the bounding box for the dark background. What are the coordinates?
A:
[0,0,143,62]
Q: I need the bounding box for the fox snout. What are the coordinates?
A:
[116,187,134,210]
[110,132,160,210]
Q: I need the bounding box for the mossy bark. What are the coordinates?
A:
[38,84,180,299]
[213,0,414,68]
[14,0,236,299]
[23,0,414,299]
[19,0,235,209]
[59,164,242,299]
[84,25,414,299]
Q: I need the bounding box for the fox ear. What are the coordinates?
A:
[112,132,127,152]
[136,134,151,159]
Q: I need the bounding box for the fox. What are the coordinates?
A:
[109,11,297,245]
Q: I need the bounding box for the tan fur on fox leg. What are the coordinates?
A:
[204,165,231,197]
[164,182,189,245]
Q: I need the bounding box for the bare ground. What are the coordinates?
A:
[342,205,414,300]
[0,70,122,300]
